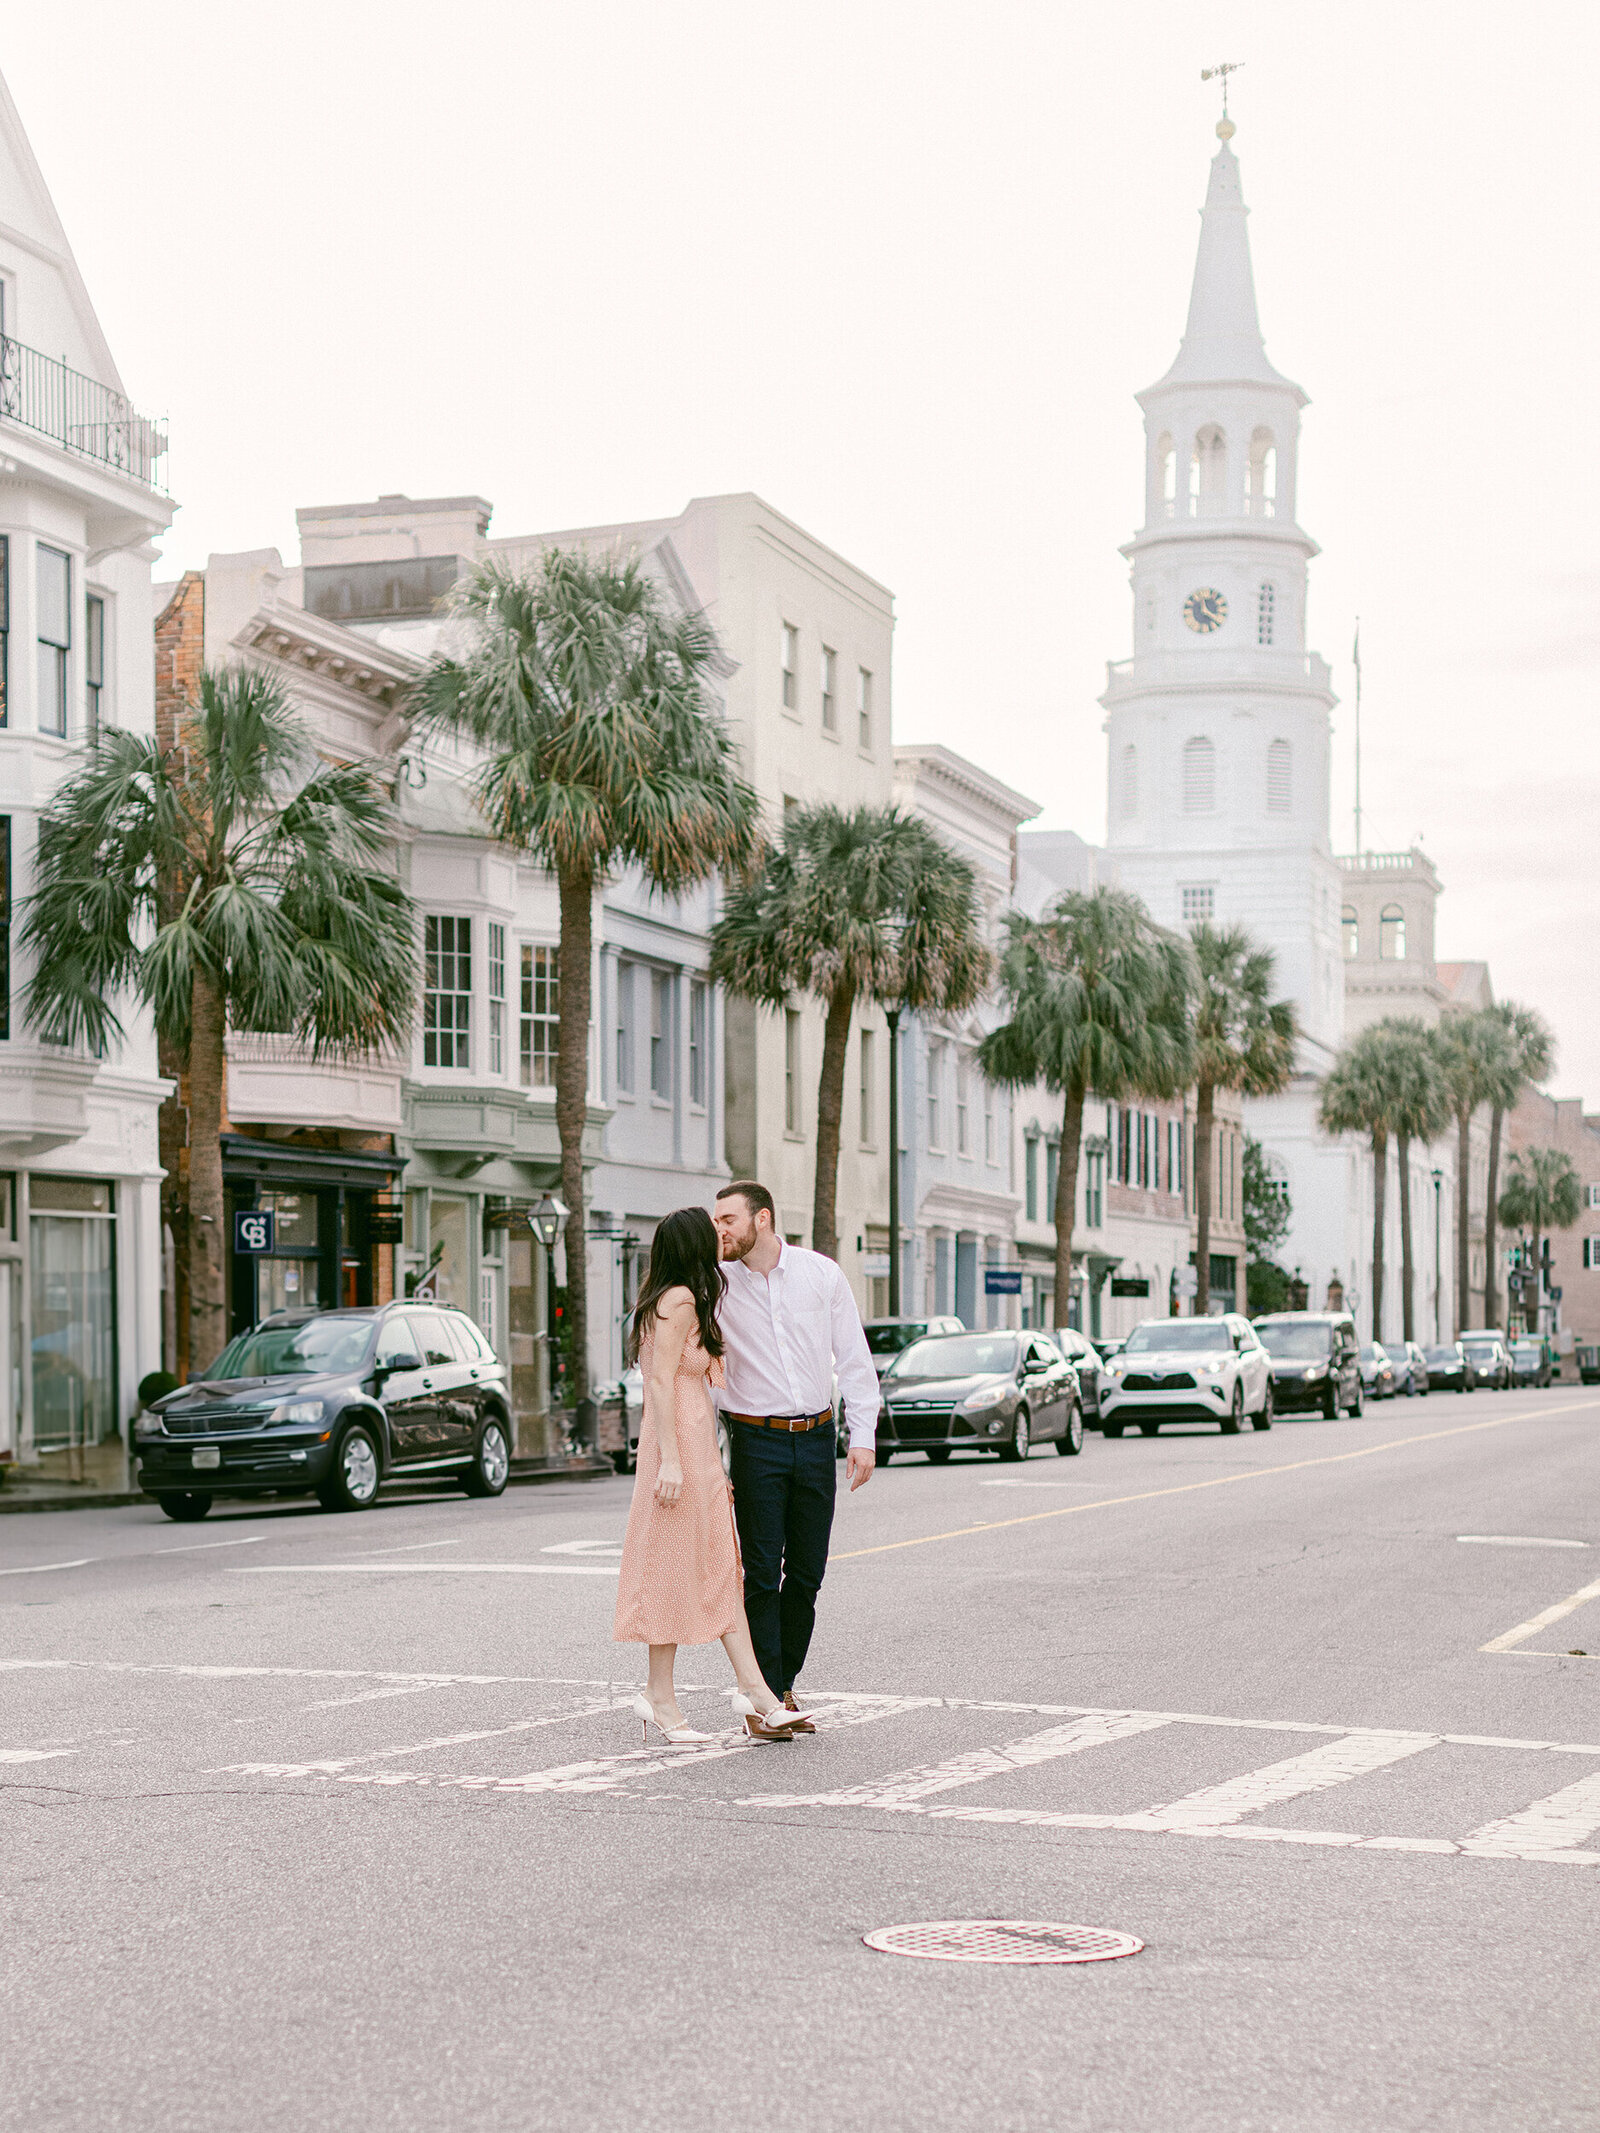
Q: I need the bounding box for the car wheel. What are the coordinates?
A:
[1221,1384,1244,1435]
[997,1408,1031,1462]
[317,1422,381,1512]
[1056,1402,1084,1456]
[1347,1381,1365,1419]
[156,1491,212,1523]
[926,1446,952,1465]
[1138,1420,1161,1437]
[1252,1382,1274,1431]
[462,1417,511,1498]
[1102,1421,1125,1439]
[1322,1384,1338,1421]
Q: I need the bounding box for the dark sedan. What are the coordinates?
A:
[1253,1313,1363,1418]
[878,1331,1082,1463]
[135,1304,513,1520]
[1460,1334,1512,1390]
[1510,1339,1553,1388]
[1423,1342,1471,1392]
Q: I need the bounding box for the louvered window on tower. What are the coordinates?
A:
[1120,744,1138,817]
[1183,736,1215,812]
[1267,740,1292,813]
[1257,581,1276,645]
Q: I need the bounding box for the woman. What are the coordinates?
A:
[613,1206,811,1744]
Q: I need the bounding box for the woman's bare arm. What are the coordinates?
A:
[646,1289,696,1506]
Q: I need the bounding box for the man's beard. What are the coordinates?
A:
[719,1226,756,1263]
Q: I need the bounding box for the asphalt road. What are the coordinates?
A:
[4,1384,1600,2133]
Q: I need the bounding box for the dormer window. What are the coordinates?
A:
[1246,430,1277,518]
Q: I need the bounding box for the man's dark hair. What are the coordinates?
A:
[717,1179,776,1225]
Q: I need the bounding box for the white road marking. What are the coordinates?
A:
[155,1536,266,1554]
[0,1747,78,1762]
[1461,1772,1600,1860]
[1457,1535,1588,1549]
[743,1710,1173,1811]
[232,1562,620,1577]
[1129,1730,1439,1829]
[354,1538,466,1555]
[541,1540,625,1557]
[977,1480,1127,1491]
[1481,1575,1600,1652]
[306,1682,463,1710]
[213,1696,637,1776]
[0,1559,94,1576]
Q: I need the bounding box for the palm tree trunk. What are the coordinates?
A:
[1194,1079,1215,1314]
[1456,1104,1472,1336]
[1053,1081,1085,1327]
[1371,1127,1388,1343]
[555,862,594,1416]
[1397,1132,1415,1342]
[810,984,855,1262]
[1483,1105,1504,1331]
[187,965,228,1375]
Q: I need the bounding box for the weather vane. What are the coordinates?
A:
[1201,61,1245,135]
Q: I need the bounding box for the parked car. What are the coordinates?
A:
[1386,1340,1429,1397]
[1510,1339,1552,1389]
[877,1330,1082,1462]
[1459,1331,1512,1391]
[1049,1325,1105,1424]
[1577,1344,1600,1387]
[1358,1344,1397,1401]
[1097,1315,1272,1437]
[863,1318,964,1375]
[1252,1312,1364,1419]
[1423,1342,1471,1392]
[135,1303,513,1520]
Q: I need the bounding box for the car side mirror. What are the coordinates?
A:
[374,1355,422,1380]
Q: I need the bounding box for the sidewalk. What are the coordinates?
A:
[0,1457,616,1512]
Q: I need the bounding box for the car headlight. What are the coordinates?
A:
[134,1409,166,1438]
[1198,1361,1226,1377]
[961,1383,1014,1413]
[269,1399,326,1424]
[1302,1363,1326,1382]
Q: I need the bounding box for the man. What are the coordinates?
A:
[711,1181,879,1720]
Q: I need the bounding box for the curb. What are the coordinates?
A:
[0,1491,150,1514]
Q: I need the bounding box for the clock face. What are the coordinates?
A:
[1183,586,1228,634]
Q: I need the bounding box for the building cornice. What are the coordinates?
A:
[893,742,1041,826]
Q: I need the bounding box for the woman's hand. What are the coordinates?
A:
[654,1458,684,1508]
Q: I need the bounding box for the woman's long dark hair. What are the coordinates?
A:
[627,1206,726,1364]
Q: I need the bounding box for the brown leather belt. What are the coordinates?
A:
[726,1409,832,1433]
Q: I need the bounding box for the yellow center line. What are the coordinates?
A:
[831,1401,1600,1562]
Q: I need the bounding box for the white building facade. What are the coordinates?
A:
[0,72,175,1489]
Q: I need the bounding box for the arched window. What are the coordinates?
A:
[1380,904,1407,960]
[1183,736,1215,813]
[1156,433,1176,520]
[1266,739,1291,813]
[1257,581,1276,645]
[1119,744,1139,817]
[1342,907,1359,959]
[1190,426,1226,516]
[1246,429,1277,518]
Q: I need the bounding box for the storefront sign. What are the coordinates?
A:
[985,1268,1023,1295]
[234,1209,276,1254]
[861,1252,892,1277]
[1111,1276,1150,1297]
[484,1207,538,1234]
[368,1200,404,1243]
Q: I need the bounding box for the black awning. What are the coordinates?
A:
[220,1134,402,1191]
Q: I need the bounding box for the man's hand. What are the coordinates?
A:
[845,1447,876,1492]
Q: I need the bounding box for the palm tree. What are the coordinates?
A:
[1319,1025,1400,1342]
[978,887,1193,1326]
[1498,1147,1583,1333]
[710,804,988,1261]
[1371,1017,1450,1343]
[414,550,759,1415]
[1433,1011,1518,1334]
[1482,1002,1555,1330]
[23,665,415,1374]
[1189,923,1297,1314]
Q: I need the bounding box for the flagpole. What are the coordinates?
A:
[1352,619,1362,854]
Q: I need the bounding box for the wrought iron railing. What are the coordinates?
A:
[0,333,167,491]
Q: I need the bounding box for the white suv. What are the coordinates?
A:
[1098,1315,1273,1437]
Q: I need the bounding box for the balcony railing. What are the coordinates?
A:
[0,334,167,492]
[1339,848,1433,875]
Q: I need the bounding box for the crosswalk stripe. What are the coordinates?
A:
[1135,1731,1439,1829]
[739,1709,1173,1811]
[1460,1771,1600,1860]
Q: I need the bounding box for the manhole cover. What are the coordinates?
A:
[862,1920,1143,1965]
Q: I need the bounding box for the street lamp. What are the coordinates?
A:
[1431,1168,1443,1343]
[886,1007,902,1316]
[530,1195,568,1424]
[529,1194,567,1251]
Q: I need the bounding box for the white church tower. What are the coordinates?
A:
[1102,115,1352,1299]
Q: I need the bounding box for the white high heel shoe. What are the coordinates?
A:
[729,1691,815,1740]
[632,1693,714,1746]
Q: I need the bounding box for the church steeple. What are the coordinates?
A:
[1150,125,1301,396]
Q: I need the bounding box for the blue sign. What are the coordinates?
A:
[985,1268,1023,1295]
[234,1208,276,1255]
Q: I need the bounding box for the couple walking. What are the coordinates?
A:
[613,1180,880,1743]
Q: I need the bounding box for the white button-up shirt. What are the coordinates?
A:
[716,1241,881,1451]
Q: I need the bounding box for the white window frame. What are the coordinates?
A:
[487,922,506,1077]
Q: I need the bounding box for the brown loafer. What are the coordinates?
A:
[783,1691,816,1733]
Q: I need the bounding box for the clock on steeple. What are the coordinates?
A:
[1183,586,1228,634]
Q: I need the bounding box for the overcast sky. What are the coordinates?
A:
[7,3,1596,1095]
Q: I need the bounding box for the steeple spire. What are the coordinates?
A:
[1149,126,1301,396]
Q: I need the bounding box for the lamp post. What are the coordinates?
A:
[886,1007,902,1317]
[1431,1168,1443,1344]
[530,1194,567,1432]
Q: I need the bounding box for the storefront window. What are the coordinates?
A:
[29,1176,116,1447]
[428,1195,470,1309]
[257,1189,320,1315]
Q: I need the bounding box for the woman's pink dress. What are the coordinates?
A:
[613,1324,742,1647]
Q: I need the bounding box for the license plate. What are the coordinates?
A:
[192,1446,221,1470]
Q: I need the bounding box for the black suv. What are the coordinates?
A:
[1252,1311,1364,1418]
[136,1303,514,1521]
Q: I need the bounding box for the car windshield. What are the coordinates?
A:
[1256,1322,1332,1359]
[1359,1346,1388,1362]
[1512,1342,1541,1360]
[888,1333,1019,1379]
[1121,1322,1232,1354]
[866,1323,926,1356]
[209,1316,375,1379]
[1461,1340,1498,1355]
[1424,1346,1460,1363]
